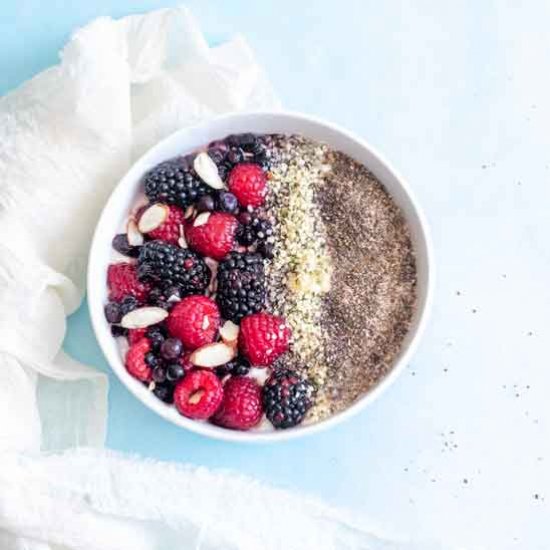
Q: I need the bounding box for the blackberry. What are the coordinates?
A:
[215,357,251,378]
[138,241,211,296]
[236,214,273,248]
[143,159,209,208]
[216,252,266,322]
[262,370,315,429]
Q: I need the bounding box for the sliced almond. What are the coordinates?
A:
[126,219,144,246]
[219,320,239,344]
[120,306,168,329]
[184,206,195,219]
[193,212,211,227]
[193,152,225,190]
[189,342,236,368]
[137,203,169,233]
[188,389,205,405]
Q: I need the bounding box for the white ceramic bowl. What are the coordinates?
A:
[88,111,433,443]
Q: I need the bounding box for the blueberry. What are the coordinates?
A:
[218,191,238,213]
[147,326,166,352]
[152,366,167,383]
[161,338,183,361]
[145,352,160,368]
[196,194,216,213]
[112,234,140,258]
[104,302,122,324]
[110,325,127,337]
[166,363,185,382]
[119,295,139,316]
[153,382,174,403]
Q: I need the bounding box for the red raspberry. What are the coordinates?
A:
[212,376,263,430]
[185,212,238,261]
[179,351,195,373]
[125,338,152,381]
[107,263,150,302]
[128,328,147,345]
[239,313,291,366]
[167,295,220,350]
[145,204,186,245]
[174,370,223,420]
[228,163,267,207]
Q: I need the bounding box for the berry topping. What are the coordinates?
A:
[196,194,216,213]
[217,191,239,214]
[228,163,267,207]
[167,295,220,350]
[185,212,239,261]
[166,362,186,383]
[128,328,147,345]
[212,376,263,430]
[112,234,140,258]
[174,370,223,420]
[146,325,166,351]
[160,337,183,361]
[153,382,175,404]
[107,263,150,302]
[215,356,251,377]
[239,313,291,366]
[144,159,209,208]
[125,338,152,382]
[216,252,266,322]
[262,369,314,429]
[104,301,122,324]
[137,241,211,296]
[141,204,186,245]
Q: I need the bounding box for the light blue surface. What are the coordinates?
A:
[3,1,550,548]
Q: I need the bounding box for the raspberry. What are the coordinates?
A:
[185,212,238,261]
[239,313,291,366]
[128,328,147,345]
[144,159,209,208]
[263,369,314,429]
[138,241,211,296]
[174,370,223,420]
[145,204,186,245]
[107,263,150,302]
[228,163,267,207]
[125,338,152,381]
[167,295,220,350]
[212,376,263,430]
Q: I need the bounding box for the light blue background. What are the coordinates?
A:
[3,2,550,548]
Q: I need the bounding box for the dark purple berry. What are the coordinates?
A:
[112,234,140,258]
[152,366,167,383]
[166,363,185,382]
[215,357,251,377]
[207,148,226,165]
[227,147,244,165]
[161,338,183,361]
[104,302,122,324]
[119,295,139,316]
[153,382,174,403]
[147,326,166,352]
[238,212,253,225]
[218,191,239,213]
[237,227,256,246]
[145,352,160,368]
[196,194,216,213]
[111,325,128,337]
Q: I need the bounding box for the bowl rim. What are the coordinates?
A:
[87,109,434,443]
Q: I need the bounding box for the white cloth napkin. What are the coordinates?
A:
[0,7,444,550]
